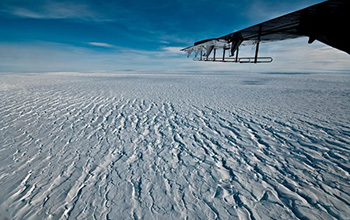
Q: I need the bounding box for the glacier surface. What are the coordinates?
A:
[0,72,349,220]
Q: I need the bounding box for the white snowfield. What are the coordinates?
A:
[0,72,349,220]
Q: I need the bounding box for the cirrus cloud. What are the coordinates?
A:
[88,42,114,48]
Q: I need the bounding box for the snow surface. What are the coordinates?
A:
[0,72,349,220]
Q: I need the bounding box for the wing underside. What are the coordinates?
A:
[182,0,349,63]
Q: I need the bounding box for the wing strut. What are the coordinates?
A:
[254,25,262,64]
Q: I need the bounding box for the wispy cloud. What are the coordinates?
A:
[2,1,108,21]
[88,42,114,48]
[161,47,184,55]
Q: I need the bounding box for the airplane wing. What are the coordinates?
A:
[181,0,349,63]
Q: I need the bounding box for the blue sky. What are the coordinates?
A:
[0,0,349,73]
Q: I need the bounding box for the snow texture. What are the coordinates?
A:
[0,72,349,220]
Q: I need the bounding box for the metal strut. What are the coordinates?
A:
[235,46,239,63]
[222,48,226,61]
[213,48,216,61]
[254,25,262,64]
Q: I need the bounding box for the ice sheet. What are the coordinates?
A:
[0,72,349,219]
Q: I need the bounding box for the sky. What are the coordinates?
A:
[0,0,349,73]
